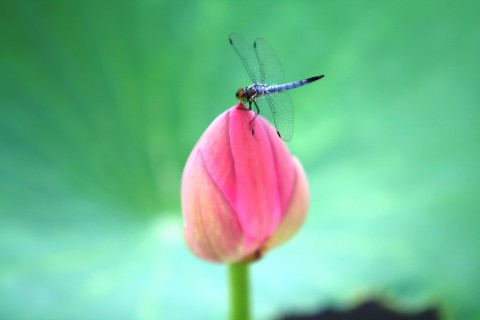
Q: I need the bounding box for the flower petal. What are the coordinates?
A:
[263,157,309,250]
[182,148,245,262]
[228,106,285,249]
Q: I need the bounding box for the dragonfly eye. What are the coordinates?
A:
[236,88,247,101]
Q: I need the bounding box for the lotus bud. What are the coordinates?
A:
[181,105,309,263]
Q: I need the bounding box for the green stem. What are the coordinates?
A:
[228,262,250,320]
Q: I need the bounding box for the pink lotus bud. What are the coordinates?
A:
[181,104,309,263]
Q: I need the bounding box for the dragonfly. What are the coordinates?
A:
[229,33,324,141]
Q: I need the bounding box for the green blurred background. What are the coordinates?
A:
[1,1,479,319]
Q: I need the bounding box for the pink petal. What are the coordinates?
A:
[228,105,296,250]
[182,147,245,263]
[264,157,309,250]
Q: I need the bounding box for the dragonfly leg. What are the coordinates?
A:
[249,100,262,137]
[252,100,260,115]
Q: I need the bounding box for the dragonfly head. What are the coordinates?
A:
[235,88,248,102]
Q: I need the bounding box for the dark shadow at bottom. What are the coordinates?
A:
[276,300,439,320]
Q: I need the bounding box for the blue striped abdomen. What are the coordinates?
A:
[265,75,323,94]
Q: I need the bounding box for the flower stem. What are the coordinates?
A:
[228,262,250,320]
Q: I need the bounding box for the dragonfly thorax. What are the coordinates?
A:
[236,84,268,103]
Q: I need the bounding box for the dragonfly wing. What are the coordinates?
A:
[253,37,285,85]
[265,91,294,141]
[254,92,294,142]
[253,96,275,133]
[229,33,260,83]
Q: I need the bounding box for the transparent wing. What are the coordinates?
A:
[229,33,260,83]
[253,38,293,141]
[266,91,294,141]
[254,96,274,132]
[255,91,294,142]
[253,37,285,85]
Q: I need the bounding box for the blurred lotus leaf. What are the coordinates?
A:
[1,1,479,319]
